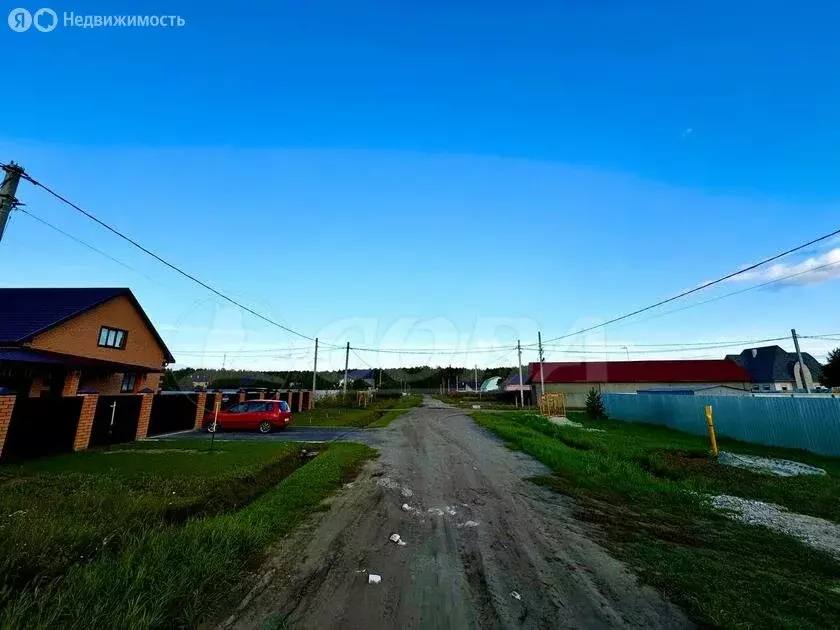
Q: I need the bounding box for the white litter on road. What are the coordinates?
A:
[368,574,382,585]
[511,591,522,601]
[445,506,457,516]
[711,494,840,560]
[718,451,826,477]
[401,503,412,512]
[389,533,402,544]
[459,520,479,528]
[427,507,444,516]
[376,477,401,490]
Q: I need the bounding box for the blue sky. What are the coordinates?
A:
[1,1,839,370]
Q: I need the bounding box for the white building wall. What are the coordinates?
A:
[543,381,750,408]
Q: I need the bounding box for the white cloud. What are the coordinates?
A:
[728,247,840,287]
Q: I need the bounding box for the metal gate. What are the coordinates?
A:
[147,393,199,436]
[2,396,82,461]
[89,395,142,448]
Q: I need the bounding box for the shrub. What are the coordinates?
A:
[584,387,606,418]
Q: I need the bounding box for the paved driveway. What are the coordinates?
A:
[150,426,381,445]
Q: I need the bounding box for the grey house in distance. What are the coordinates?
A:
[725,345,823,392]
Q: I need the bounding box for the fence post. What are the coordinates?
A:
[28,376,43,397]
[74,392,99,451]
[136,390,155,440]
[704,404,719,458]
[194,391,207,430]
[62,370,82,397]
[0,394,17,459]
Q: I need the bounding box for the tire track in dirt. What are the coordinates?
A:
[220,397,692,629]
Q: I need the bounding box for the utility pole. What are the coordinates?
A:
[0,162,24,243]
[474,364,478,393]
[517,339,525,408]
[343,342,350,397]
[311,337,319,402]
[222,353,227,371]
[791,329,811,393]
[538,331,545,399]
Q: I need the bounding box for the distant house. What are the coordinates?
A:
[191,372,210,390]
[528,360,751,408]
[339,369,375,388]
[725,345,824,392]
[0,288,174,397]
[504,372,531,393]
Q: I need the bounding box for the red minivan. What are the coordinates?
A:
[204,400,292,434]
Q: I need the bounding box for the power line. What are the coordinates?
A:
[544,337,790,356]
[534,227,840,347]
[599,260,840,335]
[17,170,339,346]
[16,208,152,280]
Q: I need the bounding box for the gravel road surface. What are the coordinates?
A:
[221,396,690,629]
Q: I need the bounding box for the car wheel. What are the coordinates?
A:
[258,420,273,434]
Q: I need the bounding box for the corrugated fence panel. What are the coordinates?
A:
[602,393,840,457]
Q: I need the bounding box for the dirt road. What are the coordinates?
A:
[223,397,691,629]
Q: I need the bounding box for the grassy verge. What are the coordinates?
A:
[0,440,375,628]
[472,411,840,629]
[298,394,422,427]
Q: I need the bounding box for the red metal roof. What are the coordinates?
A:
[529,360,751,384]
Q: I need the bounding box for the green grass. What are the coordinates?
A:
[297,394,422,427]
[0,440,375,628]
[432,394,521,410]
[472,410,840,629]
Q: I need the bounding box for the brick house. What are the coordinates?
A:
[0,288,175,397]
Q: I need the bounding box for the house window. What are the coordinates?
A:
[120,373,137,393]
[98,326,128,349]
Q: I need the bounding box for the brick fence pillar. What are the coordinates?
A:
[62,370,82,397]
[136,392,155,440]
[257,391,265,400]
[193,391,207,430]
[238,390,246,403]
[74,393,99,451]
[0,395,17,459]
[29,376,43,398]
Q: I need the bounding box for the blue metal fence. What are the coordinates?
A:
[602,393,840,457]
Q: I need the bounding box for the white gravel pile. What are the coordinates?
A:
[547,417,606,433]
[718,451,826,477]
[711,494,840,560]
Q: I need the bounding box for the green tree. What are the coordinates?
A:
[584,387,606,418]
[821,347,840,388]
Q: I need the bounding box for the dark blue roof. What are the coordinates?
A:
[0,287,174,363]
[725,346,823,383]
[0,287,123,342]
[347,369,374,380]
